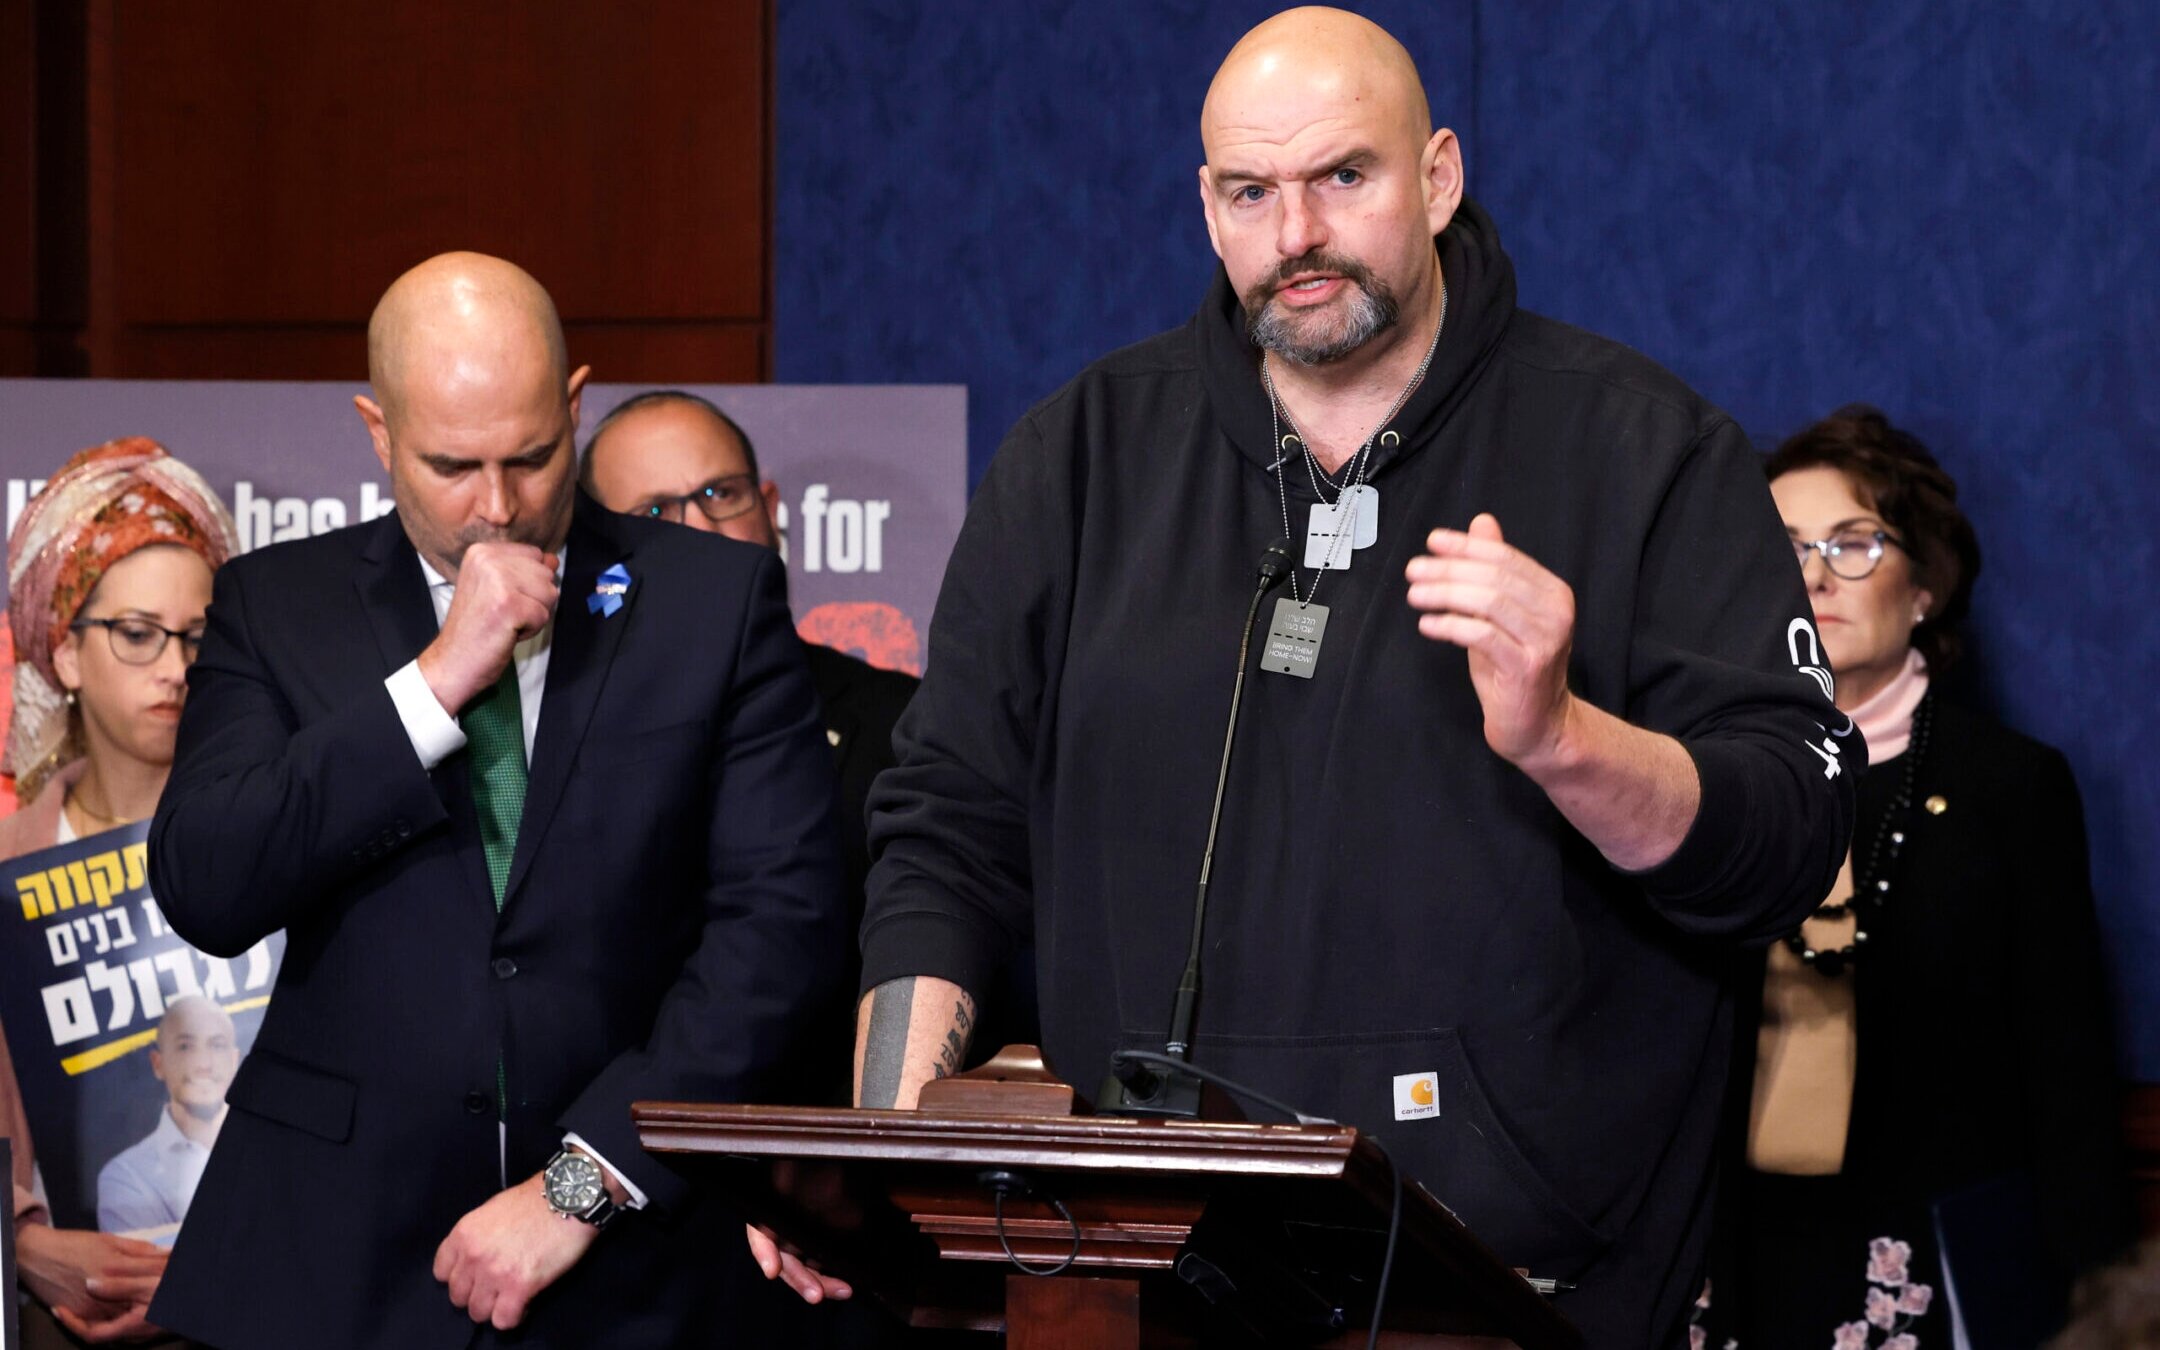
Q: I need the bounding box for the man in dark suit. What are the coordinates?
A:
[145,253,847,1349]
[578,390,918,907]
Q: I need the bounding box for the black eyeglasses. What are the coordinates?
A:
[638,474,761,526]
[71,617,205,666]
[1791,528,1906,581]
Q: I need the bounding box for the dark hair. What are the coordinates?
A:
[578,389,760,492]
[1765,405,1981,671]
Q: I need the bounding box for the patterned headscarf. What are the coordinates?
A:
[4,438,239,789]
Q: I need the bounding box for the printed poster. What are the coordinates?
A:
[0,821,280,1244]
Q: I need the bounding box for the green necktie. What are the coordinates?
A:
[463,665,526,1120]
[463,665,527,911]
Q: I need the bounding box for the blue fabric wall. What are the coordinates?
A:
[776,2,2160,1076]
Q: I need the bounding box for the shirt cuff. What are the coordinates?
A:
[561,1132,649,1211]
[384,660,466,770]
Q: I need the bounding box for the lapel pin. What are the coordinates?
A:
[588,562,632,618]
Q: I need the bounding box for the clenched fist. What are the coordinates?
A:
[416,541,559,715]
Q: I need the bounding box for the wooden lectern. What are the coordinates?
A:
[634,1047,1580,1349]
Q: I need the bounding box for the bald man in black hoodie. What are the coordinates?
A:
[757,9,1862,1344]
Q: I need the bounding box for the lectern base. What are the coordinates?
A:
[1007,1272,1141,1349]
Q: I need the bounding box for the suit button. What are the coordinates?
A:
[464,1090,489,1115]
[491,957,518,980]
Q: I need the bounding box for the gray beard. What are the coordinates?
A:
[1246,278,1401,366]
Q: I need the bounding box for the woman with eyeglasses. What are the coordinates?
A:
[1700,408,2131,1348]
[0,436,236,1346]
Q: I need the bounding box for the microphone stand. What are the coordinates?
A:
[1099,540,1292,1119]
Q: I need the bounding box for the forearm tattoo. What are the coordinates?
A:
[934,998,975,1080]
[859,976,916,1108]
[859,980,980,1107]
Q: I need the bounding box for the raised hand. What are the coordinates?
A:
[415,540,559,714]
[1405,512,1577,771]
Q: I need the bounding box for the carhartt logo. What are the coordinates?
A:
[1393,1071,1439,1121]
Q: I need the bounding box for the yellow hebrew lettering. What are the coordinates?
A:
[121,842,148,890]
[65,860,103,910]
[85,851,124,907]
[18,872,55,920]
[47,865,77,914]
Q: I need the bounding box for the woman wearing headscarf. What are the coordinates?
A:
[1703,408,2131,1349]
[0,437,236,1346]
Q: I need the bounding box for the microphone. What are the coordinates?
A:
[1100,538,1294,1119]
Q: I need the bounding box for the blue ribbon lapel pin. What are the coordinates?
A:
[588,562,632,618]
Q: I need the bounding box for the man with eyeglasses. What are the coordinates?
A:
[580,391,919,923]
[579,391,927,1348]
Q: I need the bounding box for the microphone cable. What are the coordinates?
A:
[1110,1049,1403,1350]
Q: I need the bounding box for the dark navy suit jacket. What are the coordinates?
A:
[146,494,846,1350]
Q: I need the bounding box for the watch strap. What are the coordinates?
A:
[576,1190,620,1230]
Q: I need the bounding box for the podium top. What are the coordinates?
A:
[638,1101,1366,1175]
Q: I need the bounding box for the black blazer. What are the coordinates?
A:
[1722,699,2132,1289]
[146,496,847,1350]
[803,640,917,910]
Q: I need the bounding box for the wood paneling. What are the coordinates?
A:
[99,321,762,384]
[5,0,771,381]
[1,0,89,374]
[0,0,35,326]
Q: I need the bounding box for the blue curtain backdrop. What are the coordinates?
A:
[775,1,2160,1077]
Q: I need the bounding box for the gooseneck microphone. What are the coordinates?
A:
[1100,538,1295,1118]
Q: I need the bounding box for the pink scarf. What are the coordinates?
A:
[1847,648,1930,761]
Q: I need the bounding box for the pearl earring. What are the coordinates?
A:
[64,689,77,707]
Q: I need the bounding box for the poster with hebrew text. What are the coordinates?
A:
[0,821,279,1241]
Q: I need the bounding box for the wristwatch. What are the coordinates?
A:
[542,1147,620,1229]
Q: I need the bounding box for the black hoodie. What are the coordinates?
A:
[861,200,1861,1347]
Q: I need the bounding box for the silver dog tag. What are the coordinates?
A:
[1263,598,1329,679]
[1340,484,1379,548]
[1305,502,1353,569]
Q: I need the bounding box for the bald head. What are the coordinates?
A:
[1202,7,1431,162]
[1196,8,1460,372]
[153,994,238,1120]
[354,252,588,577]
[367,252,568,426]
[158,995,235,1048]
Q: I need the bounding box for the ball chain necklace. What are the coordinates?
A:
[1784,689,1936,976]
[1263,276,1447,609]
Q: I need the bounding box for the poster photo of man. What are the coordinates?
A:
[96,995,238,1243]
[0,822,280,1242]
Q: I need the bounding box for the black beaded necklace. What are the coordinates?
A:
[1784,690,1935,977]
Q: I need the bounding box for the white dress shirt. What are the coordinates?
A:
[97,1106,212,1244]
[379,549,647,1210]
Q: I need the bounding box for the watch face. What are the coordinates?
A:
[545,1152,605,1214]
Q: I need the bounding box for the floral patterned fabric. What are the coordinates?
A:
[2,437,238,789]
[1704,1170,1947,1350]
